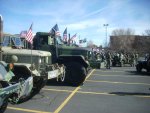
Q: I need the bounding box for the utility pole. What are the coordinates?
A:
[0,15,3,61]
[103,24,109,47]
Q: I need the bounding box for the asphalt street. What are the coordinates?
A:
[5,66,150,113]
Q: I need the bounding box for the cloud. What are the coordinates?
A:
[80,6,107,19]
[66,18,106,30]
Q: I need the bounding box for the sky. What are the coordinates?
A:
[0,0,150,46]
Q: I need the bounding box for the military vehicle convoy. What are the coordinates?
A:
[33,32,90,85]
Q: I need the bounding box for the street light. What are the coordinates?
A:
[103,24,109,47]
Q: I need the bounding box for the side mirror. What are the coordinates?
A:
[48,36,53,45]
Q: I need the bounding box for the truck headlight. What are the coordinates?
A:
[39,58,41,64]
[46,57,48,64]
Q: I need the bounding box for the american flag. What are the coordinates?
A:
[68,33,77,44]
[26,23,34,44]
[20,30,27,38]
[63,28,67,41]
[70,33,77,41]
[50,24,60,36]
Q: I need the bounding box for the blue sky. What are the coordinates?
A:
[0,0,150,46]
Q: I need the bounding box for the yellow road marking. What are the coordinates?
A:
[77,91,116,96]
[54,69,95,113]
[86,80,150,85]
[42,88,72,93]
[54,87,80,113]
[136,95,150,98]
[95,70,124,72]
[85,69,95,80]
[43,88,150,98]
[93,74,149,77]
[7,107,52,113]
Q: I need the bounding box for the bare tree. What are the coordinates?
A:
[111,28,135,36]
[110,28,135,52]
[144,29,150,36]
[86,40,97,48]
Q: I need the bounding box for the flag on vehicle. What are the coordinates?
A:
[26,23,34,44]
[63,28,67,42]
[20,30,27,38]
[50,24,60,36]
[70,33,77,41]
[68,33,77,44]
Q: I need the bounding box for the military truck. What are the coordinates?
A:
[33,32,89,86]
[2,47,65,92]
[0,61,34,112]
[136,57,150,73]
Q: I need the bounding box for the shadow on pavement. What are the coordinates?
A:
[109,92,150,96]
[46,79,81,87]
[125,70,150,76]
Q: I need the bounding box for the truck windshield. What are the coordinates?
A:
[3,36,24,48]
[2,36,10,46]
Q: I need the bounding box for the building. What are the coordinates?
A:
[110,35,150,53]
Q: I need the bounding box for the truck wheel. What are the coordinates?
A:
[146,69,150,72]
[64,62,86,86]
[0,83,8,113]
[112,62,116,67]
[33,77,47,93]
[136,64,142,72]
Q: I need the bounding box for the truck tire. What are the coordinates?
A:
[112,61,116,67]
[33,77,47,93]
[64,62,86,86]
[0,83,8,113]
[136,64,142,72]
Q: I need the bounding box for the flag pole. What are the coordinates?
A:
[31,43,33,65]
[68,33,70,46]
[26,23,33,65]
[54,31,58,58]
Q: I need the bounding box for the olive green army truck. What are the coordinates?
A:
[33,32,90,86]
[58,46,101,69]
[2,47,65,91]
